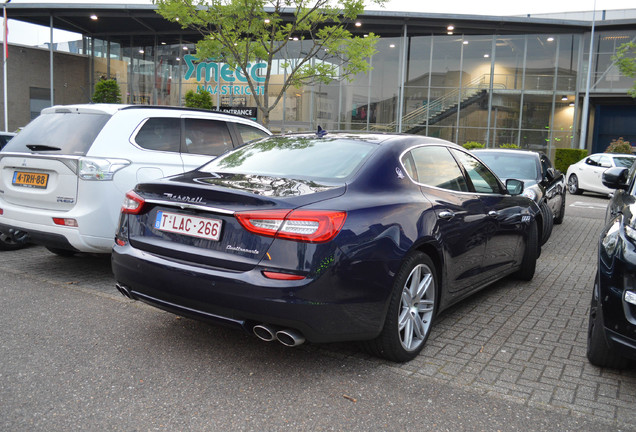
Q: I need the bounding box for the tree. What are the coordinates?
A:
[155,0,382,127]
[184,89,214,109]
[613,42,636,98]
[92,79,122,103]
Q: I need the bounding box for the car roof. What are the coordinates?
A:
[40,103,268,125]
[472,148,541,157]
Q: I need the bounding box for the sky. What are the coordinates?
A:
[2,0,636,46]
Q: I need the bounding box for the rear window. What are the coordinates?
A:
[614,156,636,168]
[2,112,111,155]
[201,136,376,181]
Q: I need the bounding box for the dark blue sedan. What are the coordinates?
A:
[112,133,540,362]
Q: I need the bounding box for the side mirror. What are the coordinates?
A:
[602,167,629,190]
[600,162,612,168]
[506,179,524,195]
[545,167,556,181]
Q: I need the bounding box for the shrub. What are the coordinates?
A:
[92,79,122,104]
[184,90,213,110]
[462,141,485,150]
[499,143,520,149]
[554,148,588,174]
[605,137,633,154]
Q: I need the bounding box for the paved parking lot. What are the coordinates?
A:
[1,193,635,430]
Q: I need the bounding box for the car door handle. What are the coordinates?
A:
[488,210,499,217]
[438,211,455,220]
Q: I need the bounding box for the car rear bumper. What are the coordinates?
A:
[0,217,113,253]
[111,243,387,344]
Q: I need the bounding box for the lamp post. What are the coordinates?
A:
[579,0,596,150]
[2,0,10,133]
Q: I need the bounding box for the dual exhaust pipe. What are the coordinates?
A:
[253,324,305,347]
[115,284,305,347]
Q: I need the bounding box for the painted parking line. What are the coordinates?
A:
[569,201,608,209]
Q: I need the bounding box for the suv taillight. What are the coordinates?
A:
[79,157,130,181]
[235,209,346,243]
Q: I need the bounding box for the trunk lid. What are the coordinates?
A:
[125,172,346,271]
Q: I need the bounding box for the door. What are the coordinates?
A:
[406,145,488,294]
[450,148,524,278]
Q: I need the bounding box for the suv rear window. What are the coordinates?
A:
[3,112,111,155]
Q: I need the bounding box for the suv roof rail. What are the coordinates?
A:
[120,105,253,121]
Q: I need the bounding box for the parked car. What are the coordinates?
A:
[586,165,636,368]
[112,133,541,362]
[566,153,636,196]
[0,104,271,254]
[473,149,566,245]
[0,131,16,149]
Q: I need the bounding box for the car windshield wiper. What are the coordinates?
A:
[26,144,62,151]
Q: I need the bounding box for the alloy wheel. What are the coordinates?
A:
[398,263,435,351]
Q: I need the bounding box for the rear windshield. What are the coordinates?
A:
[2,112,111,156]
[614,156,636,168]
[475,152,539,180]
[201,136,376,181]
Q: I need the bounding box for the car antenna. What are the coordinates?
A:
[316,125,327,138]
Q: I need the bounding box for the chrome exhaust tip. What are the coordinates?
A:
[253,324,277,342]
[115,283,133,299]
[275,329,305,347]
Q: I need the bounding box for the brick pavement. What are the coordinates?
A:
[1,210,634,428]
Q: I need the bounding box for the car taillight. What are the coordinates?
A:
[121,191,145,215]
[235,209,346,243]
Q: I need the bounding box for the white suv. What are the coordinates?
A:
[0,104,271,254]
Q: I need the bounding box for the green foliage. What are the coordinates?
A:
[155,0,382,126]
[499,143,520,149]
[605,137,633,154]
[462,141,485,150]
[184,89,213,109]
[92,79,122,104]
[613,42,636,98]
[554,148,588,174]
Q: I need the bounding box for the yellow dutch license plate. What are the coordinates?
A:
[12,171,49,189]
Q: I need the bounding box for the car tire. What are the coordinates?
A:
[0,231,29,251]
[553,193,566,225]
[363,251,437,362]
[539,202,553,245]
[587,278,630,369]
[567,174,582,195]
[513,219,538,281]
[45,247,76,257]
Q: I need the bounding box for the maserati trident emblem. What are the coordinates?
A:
[22,159,27,167]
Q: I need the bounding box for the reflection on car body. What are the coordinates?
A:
[112,133,541,362]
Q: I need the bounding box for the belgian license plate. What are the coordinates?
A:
[155,211,222,241]
[12,171,49,189]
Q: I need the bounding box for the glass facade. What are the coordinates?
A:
[45,23,636,157]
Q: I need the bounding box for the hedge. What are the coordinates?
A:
[554,148,588,174]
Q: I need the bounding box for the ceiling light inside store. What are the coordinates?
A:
[183,46,188,50]
[90,14,98,20]
[463,41,469,44]
[390,44,395,48]
[355,22,362,27]
[569,102,575,107]
[139,49,144,54]
[161,42,166,45]
[447,32,453,35]
[547,37,554,42]
[484,54,489,58]
[447,25,454,31]
[264,18,270,24]
[561,95,568,101]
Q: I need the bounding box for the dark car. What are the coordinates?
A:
[472,149,566,245]
[112,133,540,362]
[586,165,636,368]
